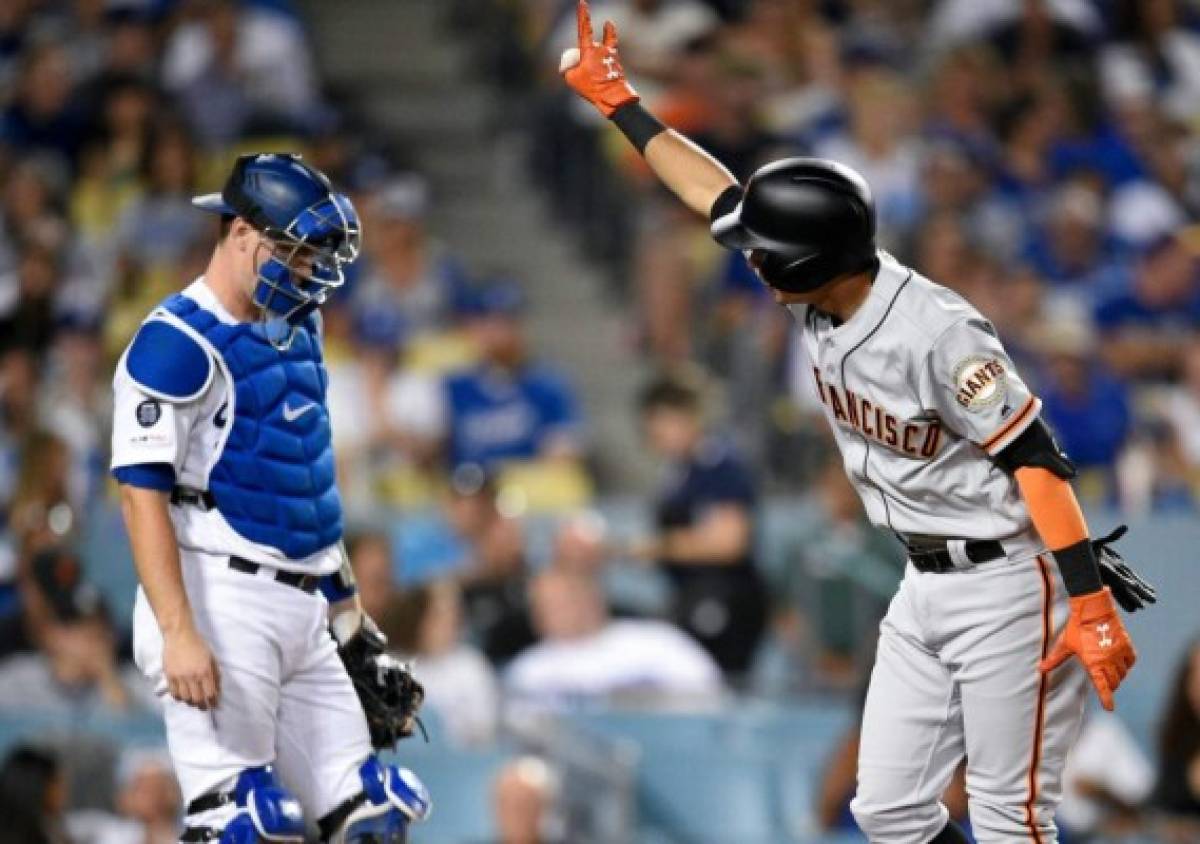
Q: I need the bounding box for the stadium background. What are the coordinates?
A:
[0,0,1198,841]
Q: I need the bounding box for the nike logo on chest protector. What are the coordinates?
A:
[282,401,317,422]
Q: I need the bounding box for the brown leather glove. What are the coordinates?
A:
[1039,587,1137,711]
[558,0,640,118]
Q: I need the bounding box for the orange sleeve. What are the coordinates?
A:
[1014,466,1089,550]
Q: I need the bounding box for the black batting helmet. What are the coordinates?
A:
[712,157,877,293]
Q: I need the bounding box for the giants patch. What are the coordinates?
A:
[954,356,1007,411]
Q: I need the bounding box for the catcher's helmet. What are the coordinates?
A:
[193,153,361,347]
[712,157,877,293]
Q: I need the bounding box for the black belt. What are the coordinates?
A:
[229,556,319,593]
[171,486,319,594]
[902,536,1005,573]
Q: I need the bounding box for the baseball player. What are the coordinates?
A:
[110,153,430,843]
[559,3,1157,842]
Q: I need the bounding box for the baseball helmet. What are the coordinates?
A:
[193,153,361,346]
[711,157,877,293]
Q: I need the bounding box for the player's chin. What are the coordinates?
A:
[770,286,813,306]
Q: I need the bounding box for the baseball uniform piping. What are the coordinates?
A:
[981,395,1039,454]
[1026,554,1054,843]
[840,270,914,531]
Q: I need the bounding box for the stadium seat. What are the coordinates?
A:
[638,748,781,843]
[382,745,514,844]
[564,704,855,841]
[0,711,165,757]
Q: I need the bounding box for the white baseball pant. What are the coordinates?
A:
[851,549,1088,843]
[132,548,373,820]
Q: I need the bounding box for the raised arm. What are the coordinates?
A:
[559,0,738,218]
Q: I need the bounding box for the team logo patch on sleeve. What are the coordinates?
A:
[136,399,162,427]
[953,356,1007,411]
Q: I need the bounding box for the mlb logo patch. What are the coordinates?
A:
[137,399,162,428]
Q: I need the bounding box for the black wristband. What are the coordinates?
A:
[1053,538,1104,597]
[611,102,666,154]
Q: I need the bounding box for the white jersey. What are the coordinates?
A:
[504,619,724,710]
[792,252,1042,541]
[110,278,341,575]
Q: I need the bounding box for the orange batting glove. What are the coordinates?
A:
[558,0,639,118]
[1039,587,1137,711]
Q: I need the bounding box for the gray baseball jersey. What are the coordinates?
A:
[791,251,1041,540]
[789,252,1087,842]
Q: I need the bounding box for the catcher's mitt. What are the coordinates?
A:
[1092,525,1157,613]
[337,615,426,750]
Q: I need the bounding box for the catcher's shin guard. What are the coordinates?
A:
[180,766,305,843]
[318,756,431,843]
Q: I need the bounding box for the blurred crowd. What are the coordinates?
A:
[0,0,1198,841]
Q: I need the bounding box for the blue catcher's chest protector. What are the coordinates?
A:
[163,293,342,559]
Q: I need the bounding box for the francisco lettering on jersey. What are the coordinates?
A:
[812,368,943,458]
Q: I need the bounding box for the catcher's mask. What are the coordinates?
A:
[193,153,361,349]
[712,157,877,293]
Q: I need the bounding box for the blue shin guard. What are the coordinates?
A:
[319,757,431,843]
[182,766,305,843]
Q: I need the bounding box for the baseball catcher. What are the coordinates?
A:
[112,153,430,843]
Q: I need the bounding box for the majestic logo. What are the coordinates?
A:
[282,401,317,423]
[1097,623,1113,649]
[136,399,161,428]
[811,368,943,459]
[953,356,1007,412]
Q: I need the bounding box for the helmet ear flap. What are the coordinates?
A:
[759,247,879,294]
[760,250,833,293]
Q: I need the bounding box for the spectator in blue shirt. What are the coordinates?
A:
[442,281,584,471]
[1021,178,1128,303]
[351,173,473,337]
[1037,320,1131,502]
[1,42,86,168]
[1094,231,1200,380]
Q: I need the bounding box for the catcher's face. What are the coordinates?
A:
[221,218,265,304]
[224,219,314,306]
